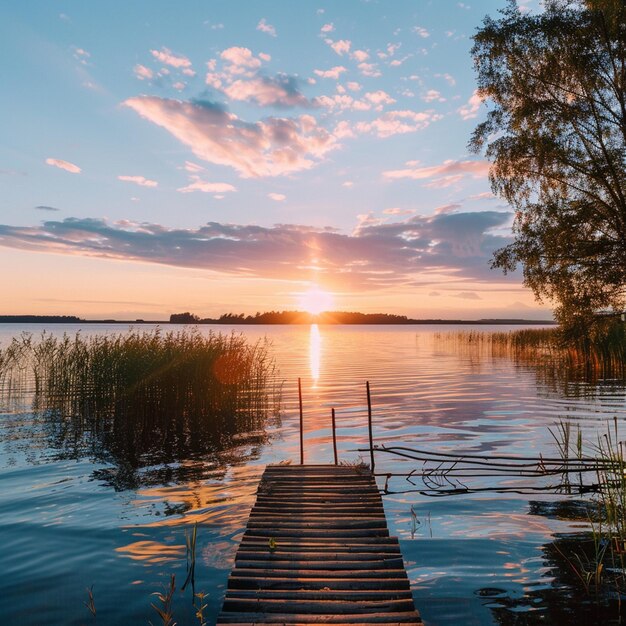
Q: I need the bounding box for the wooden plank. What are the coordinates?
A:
[225,568,411,579]
[217,613,421,624]
[236,551,401,562]
[221,598,417,614]
[227,577,411,591]
[217,465,420,625]
[233,558,406,570]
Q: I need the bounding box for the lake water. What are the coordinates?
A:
[1,323,625,625]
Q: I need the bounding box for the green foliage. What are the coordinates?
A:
[471,0,626,330]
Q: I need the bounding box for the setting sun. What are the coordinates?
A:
[297,286,334,316]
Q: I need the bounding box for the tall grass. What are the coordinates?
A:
[435,319,626,382]
[0,329,280,481]
[550,419,626,598]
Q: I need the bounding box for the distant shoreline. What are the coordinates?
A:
[0,315,556,326]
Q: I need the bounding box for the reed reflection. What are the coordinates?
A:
[0,330,280,490]
[309,323,321,386]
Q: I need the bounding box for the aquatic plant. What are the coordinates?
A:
[0,329,280,486]
[150,574,177,626]
[549,418,626,598]
[435,318,626,382]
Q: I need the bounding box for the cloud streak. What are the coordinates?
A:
[45,158,81,174]
[383,159,490,182]
[0,210,515,290]
[118,175,158,187]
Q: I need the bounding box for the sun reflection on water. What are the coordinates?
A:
[309,323,321,386]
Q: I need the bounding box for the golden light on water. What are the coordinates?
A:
[309,323,321,385]
[297,285,334,315]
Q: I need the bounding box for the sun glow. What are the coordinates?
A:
[297,286,334,316]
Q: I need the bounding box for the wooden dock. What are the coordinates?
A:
[217,464,421,625]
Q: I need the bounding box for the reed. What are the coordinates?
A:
[435,319,626,382]
[550,418,626,597]
[150,574,177,626]
[0,328,278,418]
[0,329,279,483]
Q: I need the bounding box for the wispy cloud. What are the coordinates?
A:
[356,110,441,138]
[34,205,60,212]
[422,89,445,103]
[73,47,91,65]
[0,210,515,289]
[45,158,81,174]
[314,66,347,80]
[118,175,158,187]
[257,18,277,37]
[383,158,490,182]
[357,62,381,78]
[124,96,338,177]
[134,64,154,80]
[458,90,484,120]
[268,192,286,201]
[177,177,236,194]
[150,47,192,69]
[220,47,267,74]
[412,26,430,38]
[320,23,334,33]
[328,39,351,56]
[223,75,312,107]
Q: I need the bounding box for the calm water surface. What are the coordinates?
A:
[1,323,625,625]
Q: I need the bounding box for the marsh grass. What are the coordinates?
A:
[435,319,626,382]
[0,329,279,485]
[549,418,626,599]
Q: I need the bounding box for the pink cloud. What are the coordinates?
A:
[423,89,445,102]
[458,90,484,120]
[321,23,334,33]
[118,175,158,187]
[356,110,441,138]
[329,39,351,56]
[351,49,369,63]
[357,62,381,78]
[346,81,362,92]
[150,47,192,69]
[435,72,456,86]
[314,66,347,80]
[223,76,311,107]
[257,18,277,37]
[383,159,490,181]
[45,158,81,174]
[220,47,266,74]
[412,26,430,38]
[124,96,338,178]
[177,176,236,194]
[364,90,396,107]
[268,192,286,201]
[134,64,154,80]
[383,207,414,215]
[424,174,465,188]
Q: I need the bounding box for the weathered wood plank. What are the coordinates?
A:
[217,465,420,625]
[217,613,421,624]
[227,576,411,591]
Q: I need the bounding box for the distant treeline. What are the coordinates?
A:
[0,315,84,323]
[169,311,555,325]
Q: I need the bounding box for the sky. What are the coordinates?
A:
[0,0,551,320]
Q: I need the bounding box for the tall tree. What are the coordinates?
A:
[471,0,626,332]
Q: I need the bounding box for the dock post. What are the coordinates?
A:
[366,381,375,471]
[298,377,304,464]
[331,407,338,465]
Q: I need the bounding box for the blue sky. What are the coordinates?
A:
[0,0,550,320]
